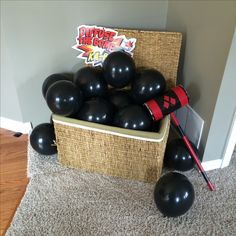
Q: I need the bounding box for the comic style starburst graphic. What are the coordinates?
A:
[72,25,137,66]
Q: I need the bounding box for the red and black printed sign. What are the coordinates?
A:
[72,25,136,66]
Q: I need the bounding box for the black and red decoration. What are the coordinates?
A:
[144,85,189,122]
[30,26,215,219]
[170,112,215,191]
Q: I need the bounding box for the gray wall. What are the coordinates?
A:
[166,0,236,160]
[203,28,236,162]
[1,0,168,126]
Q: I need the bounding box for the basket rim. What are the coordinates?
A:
[114,28,182,37]
[52,114,170,142]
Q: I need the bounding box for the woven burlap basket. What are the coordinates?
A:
[53,28,182,182]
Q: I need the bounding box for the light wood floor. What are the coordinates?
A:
[0,128,28,236]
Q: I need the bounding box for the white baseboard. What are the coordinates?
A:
[221,110,236,168]
[201,159,222,171]
[0,117,32,134]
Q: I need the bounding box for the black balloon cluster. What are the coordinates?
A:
[153,139,199,217]
[42,51,167,130]
[30,51,167,156]
[30,50,196,218]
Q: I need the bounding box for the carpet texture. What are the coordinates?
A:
[6,144,236,236]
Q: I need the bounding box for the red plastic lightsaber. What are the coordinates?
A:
[170,112,216,191]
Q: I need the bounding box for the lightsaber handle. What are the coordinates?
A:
[170,112,216,191]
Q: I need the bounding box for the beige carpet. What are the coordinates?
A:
[6,144,236,236]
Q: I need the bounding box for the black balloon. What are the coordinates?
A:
[62,73,74,81]
[108,89,133,110]
[30,123,57,155]
[46,80,83,116]
[42,73,73,99]
[149,121,161,132]
[164,139,197,171]
[131,69,166,104]
[50,114,53,124]
[103,51,135,88]
[74,67,108,98]
[154,172,195,217]
[113,105,152,131]
[75,98,114,125]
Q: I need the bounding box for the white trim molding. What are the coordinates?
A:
[201,159,223,171]
[0,117,32,134]
[221,110,236,168]
[53,119,167,143]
